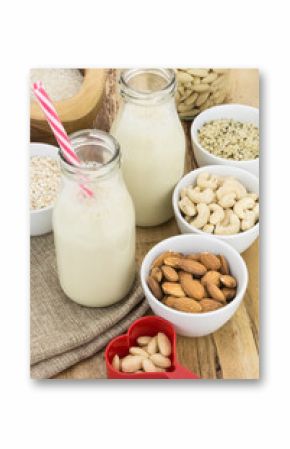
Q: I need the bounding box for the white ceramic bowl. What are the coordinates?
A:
[173,165,259,254]
[140,234,248,337]
[191,104,259,177]
[30,143,60,236]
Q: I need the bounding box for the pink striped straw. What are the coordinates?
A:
[33,81,93,197]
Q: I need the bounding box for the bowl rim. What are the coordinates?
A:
[172,165,259,240]
[191,103,259,165]
[140,234,248,318]
[30,142,60,215]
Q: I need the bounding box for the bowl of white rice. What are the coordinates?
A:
[191,104,259,177]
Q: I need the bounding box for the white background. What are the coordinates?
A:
[0,0,289,447]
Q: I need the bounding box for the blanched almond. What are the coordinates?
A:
[150,267,163,283]
[161,265,179,282]
[147,336,158,355]
[206,283,226,303]
[201,270,221,287]
[142,358,161,373]
[112,354,120,371]
[150,353,171,368]
[200,252,221,271]
[177,258,207,277]
[157,332,172,356]
[200,298,223,312]
[121,355,145,373]
[137,336,152,346]
[129,347,149,357]
[162,282,185,297]
[147,276,163,300]
[179,271,205,299]
[219,255,230,275]
[220,275,237,288]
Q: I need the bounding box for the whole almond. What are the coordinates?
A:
[163,256,181,268]
[222,288,236,300]
[129,347,149,357]
[151,251,180,268]
[157,332,172,356]
[178,258,207,277]
[169,297,202,313]
[147,336,158,355]
[179,271,205,299]
[161,265,179,282]
[201,270,221,287]
[163,296,178,307]
[219,255,230,274]
[220,275,237,288]
[150,267,163,283]
[137,335,151,346]
[112,354,120,371]
[121,355,145,373]
[206,283,226,303]
[147,276,163,300]
[200,252,221,271]
[200,298,223,312]
[185,253,201,261]
[162,282,185,297]
[150,353,171,368]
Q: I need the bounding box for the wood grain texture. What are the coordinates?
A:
[54,68,259,380]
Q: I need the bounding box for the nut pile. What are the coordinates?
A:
[175,69,229,119]
[30,156,61,210]
[112,332,172,374]
[147,251,237,313]
[179,172,259,234]
[198,119,259,161]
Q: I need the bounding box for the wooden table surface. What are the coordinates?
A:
[55,69,259,380]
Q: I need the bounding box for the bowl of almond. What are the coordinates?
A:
[140,234,248,337]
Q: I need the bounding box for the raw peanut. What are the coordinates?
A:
[220,275,237,288]
[219,255,230,275]
[150,353,171,369]
[147,336,158,355]
[200,298,223,312]
[129,347,149,357]
[147,276,163,300]
[142,359,160,373]
[178,102,197,113]
[201,73,218,84]
[222,288,236,300]
[191,83,210,93]
[178,258,207,276]
[195,91,210,107]
[169,297,202,313]
[184,92,198,106]
[150,267,163,283]
[179,271,205,300]
[112,354,120,371]
[161,265,179,282]
[206,283,226,303]
[163,256,181,268]
[185,253,201,261]
[200,252,221,271]
[201,270,221,287]
[137,335,151,346]
[157,332,172,356]
[121,355,145,373]
[151,251,178,268]
[162,282,185,297]
[186,69,209,77]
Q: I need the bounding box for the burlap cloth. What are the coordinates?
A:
[30,233,148,379]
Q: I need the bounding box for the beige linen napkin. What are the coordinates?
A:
[30,233,148,379]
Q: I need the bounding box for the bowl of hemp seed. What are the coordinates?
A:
[190,104,259,177]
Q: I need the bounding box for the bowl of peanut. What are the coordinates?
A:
[191,104,259,177]
[140,234,248,337]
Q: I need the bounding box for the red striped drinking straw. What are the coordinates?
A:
[33,81,93,197]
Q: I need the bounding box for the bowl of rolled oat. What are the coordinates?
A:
[30,143,61,236]
[191,104,259,176]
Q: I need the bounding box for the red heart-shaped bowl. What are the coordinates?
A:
[105,316,199,379]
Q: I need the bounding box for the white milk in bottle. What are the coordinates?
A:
[53,130,135,307]
[111,68,186,227]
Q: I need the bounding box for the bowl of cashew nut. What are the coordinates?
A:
[173,165,259,253]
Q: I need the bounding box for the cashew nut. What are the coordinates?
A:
[190,203,210,229]
[187,186,215,204]
[178,197,196,217]
[247,193,259,202]
[180,187,188,199]
[233,196,255,219]
[209,203,225,225]
[241,210,256,231]
[202,224,215,233]
[220,209,232,226]
[215,211,241,235]
[218,192,237,208]
[217,179,247,201]
[196,172,220,190]
[253,203,259,221]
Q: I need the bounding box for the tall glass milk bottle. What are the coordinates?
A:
[111,69,186,227]
[53,130,136,307]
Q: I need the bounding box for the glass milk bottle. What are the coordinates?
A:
[53,130,136,307]
[111,68,186,227]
